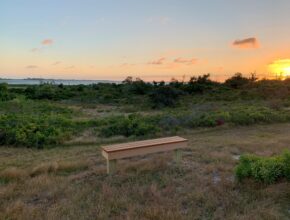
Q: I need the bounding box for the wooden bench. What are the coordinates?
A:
[101,136,188,174]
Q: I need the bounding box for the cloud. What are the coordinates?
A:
[42,39,54,46]
[174,57,198,65]
[52,61,61,65]
[232,37,259,49]
[26,65,38,69]
[148,57,166,65]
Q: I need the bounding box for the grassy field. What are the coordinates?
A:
[1,123,290,219]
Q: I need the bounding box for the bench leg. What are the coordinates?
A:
[107,159,117,174]
[174,149,182,164]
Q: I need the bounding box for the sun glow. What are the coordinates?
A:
[269,59,290,79]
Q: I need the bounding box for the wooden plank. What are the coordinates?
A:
[103,141,187,160]
[102,136,187,153]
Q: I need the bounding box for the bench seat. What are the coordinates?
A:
[101,136,188,174]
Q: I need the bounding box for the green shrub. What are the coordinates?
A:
[251,157,284,184]
[235,150,290,184]
[235,154,261,181]
[0,83,15,101]
[149,86,183,108]
[100,114,159,137]
[229,107,287,125]
[282,150,290,180]
[0,114,77,148]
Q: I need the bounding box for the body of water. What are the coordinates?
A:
[0,79,120,85]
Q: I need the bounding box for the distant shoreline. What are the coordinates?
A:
[0,78,121,85]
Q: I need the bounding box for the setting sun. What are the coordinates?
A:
[268,59,290,79]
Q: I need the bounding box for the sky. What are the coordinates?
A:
[1,0,290,81]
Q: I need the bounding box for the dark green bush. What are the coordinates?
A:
[100,114,159,137]
[0,83,15,101]
[149,86,183,108]
[235,151,290,184]
[225,73,252,89]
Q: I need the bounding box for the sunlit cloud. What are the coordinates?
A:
[30,39,54,53]
[174,57,198,65]
[42,39,54,46]
[148,57,166,65]
[232,37,260,49]
[26,65,38,69]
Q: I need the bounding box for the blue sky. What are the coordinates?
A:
[1,0,290,80]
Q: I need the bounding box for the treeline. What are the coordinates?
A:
[2,73,289,108]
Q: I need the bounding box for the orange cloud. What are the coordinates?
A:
[148,57,166,65]
[42,39,54,46]
[174,57,197,65]
[232,37,259,49]
[26,65,38,69]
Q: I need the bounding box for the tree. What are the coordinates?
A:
[149,85,182,108]
[186,74,216,93]
[225,73,250,89]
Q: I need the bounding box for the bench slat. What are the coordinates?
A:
[102,136,187,153]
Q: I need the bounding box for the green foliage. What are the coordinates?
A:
[229,106,288,125]
[2,74,290,148]
[0,83,15,101]
[122,77,151,95]
[186,74,219,94]
[149,86,183,108]
[235,151,290,184]
[0,98,86,148]
[0,114,75,148]
[225,73,252,89]
[100,114,159,137]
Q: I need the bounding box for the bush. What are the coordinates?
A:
[235,151,290,184]
[229,107,288,125]
[0,114,77,148]
[149,86,183,108]
[225,73,251,89]
[0,83,15,101]
[100,114,159,137]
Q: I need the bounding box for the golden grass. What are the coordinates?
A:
[0,167,27,182]
[0,123,290,219]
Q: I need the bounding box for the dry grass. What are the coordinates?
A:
[0,123,290,219]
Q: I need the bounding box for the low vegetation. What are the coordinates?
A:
[1,74,290,148]
[235,150,290,184]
